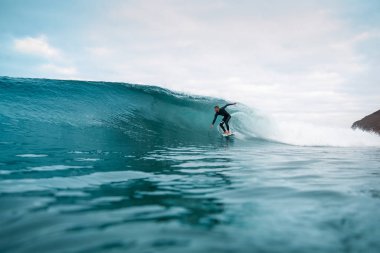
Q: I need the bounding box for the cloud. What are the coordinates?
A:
[39,64,77,76]
[13,35,61,59]
[86,46,114,57]
[9,35,78,79]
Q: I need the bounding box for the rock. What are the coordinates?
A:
[352,110,380,135]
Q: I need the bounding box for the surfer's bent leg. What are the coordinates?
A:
[224,115,231,131]
[219,121,226,132]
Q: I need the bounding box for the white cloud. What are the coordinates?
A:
[14,35,61,59]
[86,47,114,57]
[12,35,78,78]
[39,64,77,76]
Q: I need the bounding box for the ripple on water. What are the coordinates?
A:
[27,165,93,171]
[0,171,151,193]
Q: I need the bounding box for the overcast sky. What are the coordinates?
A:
[0,0,379,126]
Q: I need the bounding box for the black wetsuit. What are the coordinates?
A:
[212,103,234,132]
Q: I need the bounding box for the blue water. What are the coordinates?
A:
[1,77,380,253]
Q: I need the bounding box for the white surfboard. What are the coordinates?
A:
[222,132,234,137]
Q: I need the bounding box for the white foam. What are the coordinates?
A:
[75,158,100,162]
[16,154,48,158]
[233,107,380,147]
[266,120,380,147]
[69,151,90,154]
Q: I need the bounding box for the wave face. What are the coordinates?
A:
[0,77,283,147]
[0,77,237,147]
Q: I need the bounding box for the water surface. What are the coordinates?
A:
[1,77,380,253]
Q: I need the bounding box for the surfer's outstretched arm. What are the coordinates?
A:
[221,103,237,109]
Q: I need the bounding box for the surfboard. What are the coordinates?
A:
[222,132,234,137]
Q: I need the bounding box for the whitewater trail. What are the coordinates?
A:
[268,121,380,147]
[232,107,380,147]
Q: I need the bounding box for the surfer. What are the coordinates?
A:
[210,103,237,135]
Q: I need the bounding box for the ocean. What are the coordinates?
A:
[1,77,380,253]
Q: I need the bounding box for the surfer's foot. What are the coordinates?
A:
[224,131,228,134]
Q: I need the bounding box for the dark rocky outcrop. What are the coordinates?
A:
[352,110,380,135]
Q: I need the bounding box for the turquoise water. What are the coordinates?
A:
[1,77,380,253]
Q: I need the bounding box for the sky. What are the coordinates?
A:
[0,0,379,127]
